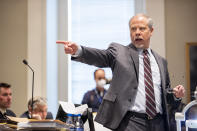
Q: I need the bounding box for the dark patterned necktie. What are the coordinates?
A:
[143,50,157,119]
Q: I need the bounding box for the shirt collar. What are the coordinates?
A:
[137,48,151,54]
[0,108,6,114]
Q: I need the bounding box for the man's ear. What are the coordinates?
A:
[150,27,154,36]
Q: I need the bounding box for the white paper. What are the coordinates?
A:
[59,101,88,114]
[75,104,88,114]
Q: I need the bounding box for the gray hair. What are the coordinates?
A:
[28,96,47,110]
[129,14,153,30]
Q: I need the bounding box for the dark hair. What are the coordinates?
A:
[0,83,11,88]
[94,68,105,79]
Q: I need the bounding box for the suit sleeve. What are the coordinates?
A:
[71,43,118,69]
[165,60,181,106]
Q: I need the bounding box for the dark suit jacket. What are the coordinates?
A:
[72,43,181,130]
[0,109,16,119]
[20,111,53,119]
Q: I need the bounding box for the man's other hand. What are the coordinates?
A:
[173,85,185,98]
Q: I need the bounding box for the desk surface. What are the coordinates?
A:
[0,124,69,131]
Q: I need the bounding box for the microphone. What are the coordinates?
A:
[23,59,34,119]
[105,78,112,84]
[23,60,34,72]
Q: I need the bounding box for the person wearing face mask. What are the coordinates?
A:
[81,69,107,112]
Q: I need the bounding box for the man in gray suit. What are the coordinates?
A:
[57,14,185,131]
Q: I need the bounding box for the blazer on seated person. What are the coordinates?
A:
[0,109,16,119]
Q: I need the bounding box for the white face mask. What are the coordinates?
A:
[96,79,106,88]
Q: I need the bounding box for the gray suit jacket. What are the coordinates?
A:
[72,43,180,131]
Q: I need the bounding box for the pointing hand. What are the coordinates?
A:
[56,40,78,55]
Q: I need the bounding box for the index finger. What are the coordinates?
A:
[56,40,68,45]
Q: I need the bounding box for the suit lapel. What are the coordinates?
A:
[128,44,139,82]
[127,44,165,86]
[151,50,168,121]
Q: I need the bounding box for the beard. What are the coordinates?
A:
[133,42,146,49]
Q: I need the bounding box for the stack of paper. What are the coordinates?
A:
[59,101,88,115]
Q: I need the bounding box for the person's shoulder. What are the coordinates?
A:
[6,109,16,117]
[151,49,166,61]
[108,42,130,57]
[83,89,96,98]
[109,42,128,48]
[20,111,29,118]
[85,89,95,95]
[82,89,95,103]
[46,111,53,119]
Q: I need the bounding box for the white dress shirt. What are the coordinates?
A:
[0,108,6,114]
[130,48,163,114]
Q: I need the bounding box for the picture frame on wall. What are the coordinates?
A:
[186,43,197,103]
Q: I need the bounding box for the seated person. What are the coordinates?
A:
[81,69,107,112]
[20,96,53,120]
[0,83,16,119]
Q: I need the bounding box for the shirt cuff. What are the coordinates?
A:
[173,94,182,101]
[71,45,82,57]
